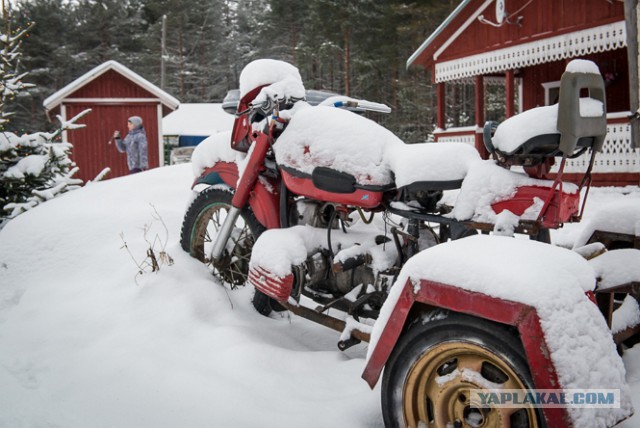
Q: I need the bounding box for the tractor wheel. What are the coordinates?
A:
[180,186,281,314]
[382,312,543,428]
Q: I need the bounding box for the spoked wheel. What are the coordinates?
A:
[180,186,283,314]
[181,187,261,287]
[382,312,543,428]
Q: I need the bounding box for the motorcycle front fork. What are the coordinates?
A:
[210,132,272,262]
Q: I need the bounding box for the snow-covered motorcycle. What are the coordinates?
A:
[181,58,636,427]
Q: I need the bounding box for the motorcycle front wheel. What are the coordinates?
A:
[180,186,280,315]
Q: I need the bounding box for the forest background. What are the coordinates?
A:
[5,0,506,143]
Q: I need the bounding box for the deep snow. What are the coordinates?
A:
[0,165,380,428]
[0,164,639,427]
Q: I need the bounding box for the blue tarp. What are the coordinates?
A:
[179,135,208,147]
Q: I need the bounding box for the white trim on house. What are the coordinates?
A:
[550,121,640,174]
[434,21,627,82]
[43,60,180,112]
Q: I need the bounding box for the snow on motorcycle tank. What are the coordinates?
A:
[275,105,403,207]
[275,105,480,208]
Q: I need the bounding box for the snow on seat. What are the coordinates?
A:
[275,105,480,190]
[590,249,640,291]
[573,198,640,248]
[491,98,603,157]
[387,142,480,189]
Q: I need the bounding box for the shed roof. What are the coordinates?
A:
[162,103,235,136]
[43,60,180,112]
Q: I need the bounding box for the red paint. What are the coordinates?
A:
[194,162,281,230]
[436,82,446,129]
[415,0,634,187]
[230,86,266,153]
[521,50,629,113]
[68,69,156,99]
[555,172,640,187]
[281,169,385,209]
[249,266,294,301]
[474,75,485,126]
[46,65,176,182]
[412,0,623,68]
[505,69,515,118]
[248,178,281,229]
[231,132,272,209]
[65,103,161,181]
[194,162,241,190]
[362,280,571,427]
[491,186,580,228]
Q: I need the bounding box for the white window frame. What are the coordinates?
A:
[542,81,561,106]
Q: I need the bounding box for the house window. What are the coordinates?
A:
[485,76,523,122]
[542,81,561,105]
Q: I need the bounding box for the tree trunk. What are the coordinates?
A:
[343,27,351,96]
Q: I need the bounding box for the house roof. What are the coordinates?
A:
[162,103,235,136]
[407,0,627,82]
[43,60,180,112]
[406,0,472,69]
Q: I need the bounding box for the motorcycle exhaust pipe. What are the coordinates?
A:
[210,206,241,262]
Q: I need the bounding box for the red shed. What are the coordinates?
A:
[43,60,180,181]
[408,0,640,186]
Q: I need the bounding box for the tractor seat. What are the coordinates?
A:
[492,132,595,158]
[485,95,605,166]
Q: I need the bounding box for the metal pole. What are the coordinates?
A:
[160,14,167,90]
[210,206,241,262]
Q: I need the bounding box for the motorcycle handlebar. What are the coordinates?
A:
[238,95,303,118]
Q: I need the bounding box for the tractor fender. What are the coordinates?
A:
[363,278,570,427]
[192,162,280,229]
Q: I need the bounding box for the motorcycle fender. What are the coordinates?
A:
[192,162,280,229]
[363,279,569,427]
[192,162,240,189]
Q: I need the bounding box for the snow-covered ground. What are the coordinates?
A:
[0,164,638,427]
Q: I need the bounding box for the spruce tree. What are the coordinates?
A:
[0,2,88,226]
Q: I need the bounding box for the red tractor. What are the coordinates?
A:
[181,58,637,427]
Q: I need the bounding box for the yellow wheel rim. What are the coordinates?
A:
[403,341,539,428]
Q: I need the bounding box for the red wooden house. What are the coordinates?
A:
[43,61,179,181]
[408,0,640,186]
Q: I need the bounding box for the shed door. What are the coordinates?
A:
[65,103,160,181]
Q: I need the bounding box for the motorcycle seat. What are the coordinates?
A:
[389,142,481,191]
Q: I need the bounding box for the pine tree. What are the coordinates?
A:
[0,110,89,220]
[0,3,88,226]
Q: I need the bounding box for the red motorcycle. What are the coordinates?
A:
[181,59,632,427]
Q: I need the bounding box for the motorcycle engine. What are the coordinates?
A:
[290,201,376,297]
